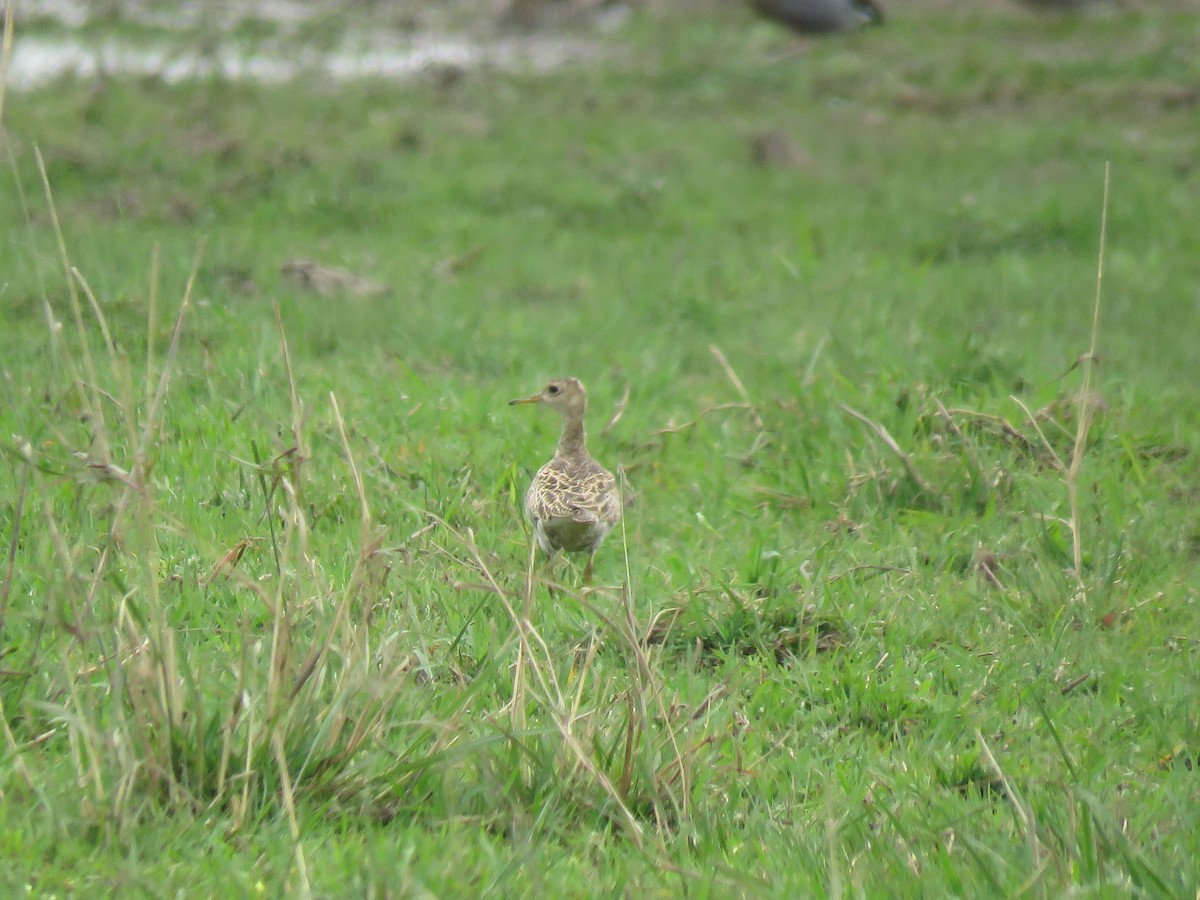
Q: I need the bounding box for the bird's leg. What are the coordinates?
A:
[523,539,539,618]
[544,548,562,599]
[583,552,595,587]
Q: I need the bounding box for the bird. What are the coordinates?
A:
[750,0,884,34]
[509,377,621,585]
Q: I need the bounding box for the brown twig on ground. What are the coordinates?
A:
[974,543,1003,588]
[204,537,261,586]
[433,244,483,278]
[1059,673,1094,696]
[840,403,939,497]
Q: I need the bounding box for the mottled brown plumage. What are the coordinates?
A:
[509,377,621,583]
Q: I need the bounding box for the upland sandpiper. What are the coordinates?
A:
[509,378,621,584]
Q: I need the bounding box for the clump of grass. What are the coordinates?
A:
[0,188,452,892]
[435,512,735,852]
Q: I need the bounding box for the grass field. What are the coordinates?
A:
[2,2,1199,895]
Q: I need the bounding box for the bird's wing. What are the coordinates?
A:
[527,459,620,525]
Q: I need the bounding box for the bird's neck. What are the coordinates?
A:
[556,414,588,460]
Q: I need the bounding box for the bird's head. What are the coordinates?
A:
[509,377,588,418]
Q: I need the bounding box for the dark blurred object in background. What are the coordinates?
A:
[750,0,883,34]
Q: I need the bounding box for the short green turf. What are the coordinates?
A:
[1,3,1198,896]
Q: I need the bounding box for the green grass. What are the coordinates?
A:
[2,2,1199,895]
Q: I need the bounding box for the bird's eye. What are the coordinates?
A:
[547,384,560,395]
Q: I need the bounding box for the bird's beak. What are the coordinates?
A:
[508,394,544,406]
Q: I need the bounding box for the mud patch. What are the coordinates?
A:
[9,33,607,88]
[5,0,610,89]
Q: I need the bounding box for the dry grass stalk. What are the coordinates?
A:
[0,0,13,126]
[711,344,769,459]
[709,345,764,432]
[272,731,314,900]
[601,383,631,435]
[1007,164,1109,598]
[1066,163,1109,589]
[650,402,756,437]
[1011,395,1065,471]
